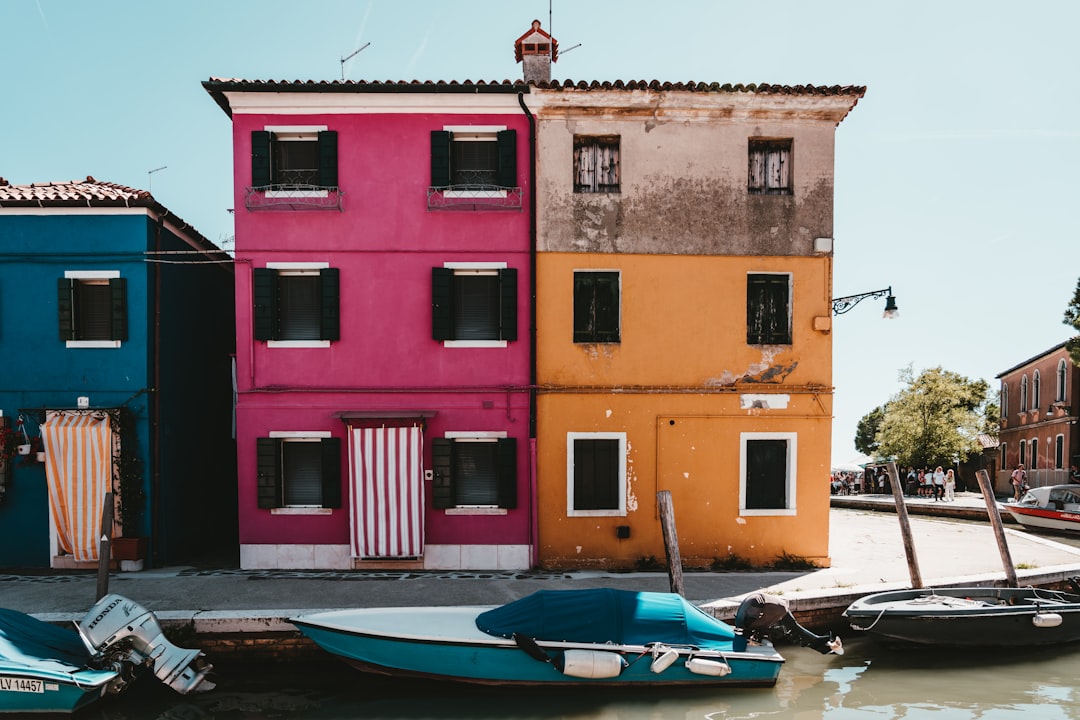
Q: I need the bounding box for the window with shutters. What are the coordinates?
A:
[247,126,340,210]
[741,433,797,515]
[573,136,620,193]
[253,264,340,346]
[567,432,626,517]
[58,271,127,348]
[746,274,791,345]
[431,264,517,347]
[428,126,521,210]
[256,433,342,511]
[573,271,620,343]
[430,434,517,512]
[748,139,793,196]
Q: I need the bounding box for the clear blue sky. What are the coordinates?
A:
[4,1,1079,466]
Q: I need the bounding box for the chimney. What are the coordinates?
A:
[514,19,558,84]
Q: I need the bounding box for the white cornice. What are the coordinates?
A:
[221,91,527,115]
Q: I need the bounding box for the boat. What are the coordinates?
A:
[291,588,842,688]
[0,593,214,714]
[844,585,1080,647]
[1003,484,1080,533]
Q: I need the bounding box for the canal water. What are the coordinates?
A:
[79,634,1080,720]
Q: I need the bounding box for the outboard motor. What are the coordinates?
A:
[734,592,843,655]
[76,594,215,694]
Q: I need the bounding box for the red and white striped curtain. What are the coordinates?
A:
[41,411,112,562]
[349,426,424,558]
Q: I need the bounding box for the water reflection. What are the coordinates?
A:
[79,637,1080,720]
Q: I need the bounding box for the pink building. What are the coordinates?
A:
[203,80,535,570]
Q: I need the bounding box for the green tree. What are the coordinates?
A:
[875,365,990,469]
[854,405,886,457]
[1064,277,1080,366]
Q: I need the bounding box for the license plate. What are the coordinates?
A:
[0,677,44,693]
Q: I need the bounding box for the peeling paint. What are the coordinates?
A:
[740,394,791,410]
[736,517,746,525]
[605,409,612,418]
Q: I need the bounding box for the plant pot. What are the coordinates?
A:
[35,452,45,463]
[111,536,147,562]
[16,444,30,456]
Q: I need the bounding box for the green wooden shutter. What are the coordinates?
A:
[499,268,518,341]
[431,437,454,509]
[317,130,338,188]
[747,274,790,345]
[431,131,451,187]
[594,272,620,342]
[496,437,517,509]
[320,268,340,341]
[496,130,517,188]
[746,439,787,509]
[109,277,127,341]
[256,437,282,509]
[572,273,593,343]
[431,267,454,341]
[321,437,342,509]
[252,131,272,187]
[57,278,75,341]
[253,268,277,341]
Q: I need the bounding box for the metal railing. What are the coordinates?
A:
[427,185,522,211]
[245,185,343,211]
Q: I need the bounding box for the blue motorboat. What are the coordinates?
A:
[0,594,215,714]
[291,588,841,688]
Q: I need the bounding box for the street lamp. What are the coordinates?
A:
[832,286,899,319]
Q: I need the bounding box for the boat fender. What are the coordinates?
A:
[1033,613,1063,628]
[559,650,626,679]
[685,657,732,677]
[650,645,680,674]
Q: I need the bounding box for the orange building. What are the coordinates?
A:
[523,51,864,569]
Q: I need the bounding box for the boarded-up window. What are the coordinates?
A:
[748,139,792,195]
[747,274,791,345]
[572,438,620,511]
[574,136,620,193]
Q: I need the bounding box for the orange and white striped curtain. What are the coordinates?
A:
[349,426,424,559]
[41,412,112,562]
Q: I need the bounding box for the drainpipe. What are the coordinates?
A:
[518,91,538,568]
[151,215,163,566]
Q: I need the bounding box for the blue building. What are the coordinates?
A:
[0,177,236,569]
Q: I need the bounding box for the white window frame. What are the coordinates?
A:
[268,430,333,514]
[566,431,627,518]
[263,125,329,198]
[265,261,331,348]
[442,261,508,348]
[64,270,121,348]
[739,431,797,516]
[442,125,507,199]
[443,430,508,514]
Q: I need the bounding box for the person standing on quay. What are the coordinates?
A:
[944,468,956,501]
[932,466,946,501]
[1011,463,1028,501]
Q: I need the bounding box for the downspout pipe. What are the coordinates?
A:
[518,91,538,568]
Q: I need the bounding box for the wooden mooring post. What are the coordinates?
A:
[96,492,113,601]
[886,461,923,589]
[976,468,1019,587]
[656,490,685,597]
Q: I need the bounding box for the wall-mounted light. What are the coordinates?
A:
[832,286,899,319]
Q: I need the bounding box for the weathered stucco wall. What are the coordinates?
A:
[531,88,851,256]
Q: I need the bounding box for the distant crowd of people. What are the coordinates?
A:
[830,466,957,501]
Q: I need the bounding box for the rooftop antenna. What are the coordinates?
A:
[147,166,166,193]
[341,43,370,81]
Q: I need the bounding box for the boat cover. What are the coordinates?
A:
[475,589,736,647]
[0,607,91,673]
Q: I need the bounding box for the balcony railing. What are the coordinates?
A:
[427,185,522,211]
[245,185,343,211]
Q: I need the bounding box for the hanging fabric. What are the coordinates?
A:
[41,411,112,562]
[349,425,424,558]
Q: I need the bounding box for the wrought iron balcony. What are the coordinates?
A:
[427,185,522,211]
[245,185,343,211]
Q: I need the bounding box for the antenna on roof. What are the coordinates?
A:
[148,166,166,193]
[341,43,370,81]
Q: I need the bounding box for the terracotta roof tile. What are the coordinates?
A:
[0,177,226,257]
